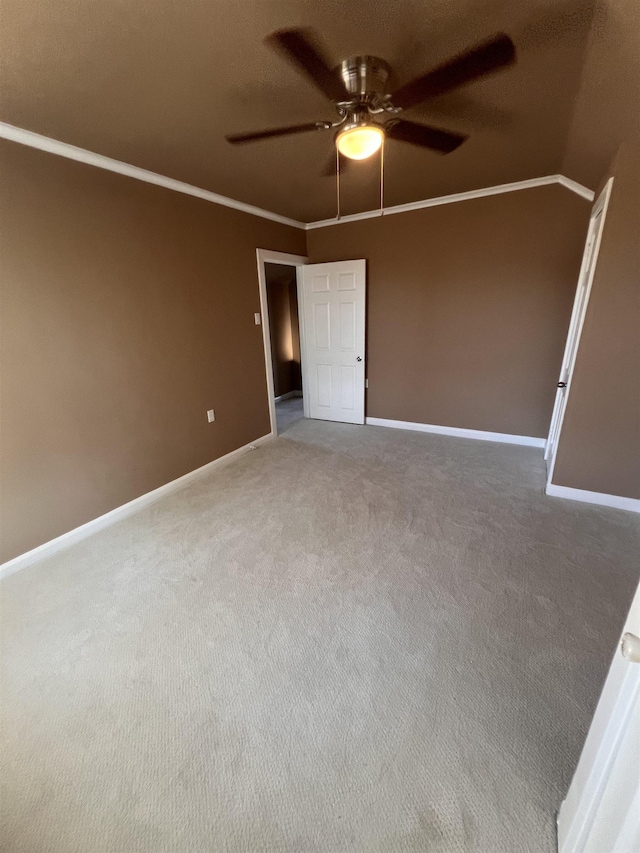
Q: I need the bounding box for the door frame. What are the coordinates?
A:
[256,248,308,437]
[545,177,614,485]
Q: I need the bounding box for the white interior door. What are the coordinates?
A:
[558,580,640,853]
[545,179,613,481]
[300,260,366,424]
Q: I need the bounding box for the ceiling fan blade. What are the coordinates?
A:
[265,28,348,102]
[386,120,468,153]
[226,121,330,144]
[391,34,516,110]
[320,150,352,178]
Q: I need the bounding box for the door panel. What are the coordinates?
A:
[312,272,329,292]
[340,365,356,410]
[339,302,356,350]
[301,260,366,424]
[317,364,332,408]
[313,302,330,349]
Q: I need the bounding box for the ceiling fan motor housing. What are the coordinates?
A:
[336,56,391,107]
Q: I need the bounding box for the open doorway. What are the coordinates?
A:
[265,262,304,433]
[257,250,367,434]
[256,249,307,437]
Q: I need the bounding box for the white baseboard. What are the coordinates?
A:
[0,432,274,581]
[365,417,545,448]
[545,483,640,513]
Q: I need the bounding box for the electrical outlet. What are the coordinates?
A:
[207,409,215,423]
[254,313,261,325]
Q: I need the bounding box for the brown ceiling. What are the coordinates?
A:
[561,0,640,189]
[1,0,598,222]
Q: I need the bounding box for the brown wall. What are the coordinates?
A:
[307,186,590,438]
[552,143,640,498]
[265,264,301,398]
[0,140,305,563]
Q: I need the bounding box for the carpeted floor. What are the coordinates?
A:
[276,395,304,433]
[2,418,639,853]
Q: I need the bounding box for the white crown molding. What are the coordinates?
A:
[366,416,546,447]
[556,174,596,201]
[0,432,274,580]
[0,122,306,230]
[545,483,640,513]
[1,121,595,229]
[306,174,595,229]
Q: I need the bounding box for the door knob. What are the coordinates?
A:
[621,633,640,663]
[356,356,362,362]
[557,382,567,388]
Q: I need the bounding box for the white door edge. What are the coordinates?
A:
[256,249,308,437]
[557,580,640,853]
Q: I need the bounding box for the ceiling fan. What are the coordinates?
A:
[225,28,516,172]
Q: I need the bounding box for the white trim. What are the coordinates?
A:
[306,175,595,229]
[365,417,545,447]
[546,178,614,483]
[558,580,640,853]
[256,249,308,437]
[0,433,274,580]
[556,174,597,201]
[545,483,640,513]
[0,121,305,230]
[274,391,298,402]
[1,122,594,229]
[558,669,640,852]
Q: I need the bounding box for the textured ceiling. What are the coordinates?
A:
[1,0,597,221]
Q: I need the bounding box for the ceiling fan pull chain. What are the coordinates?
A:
[380,136,385,216]
[336,146,341,221]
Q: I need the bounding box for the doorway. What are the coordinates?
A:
[256,249,307,437]
[257,251,368,435]
[265,261,304,433]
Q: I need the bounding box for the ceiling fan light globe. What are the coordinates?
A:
[336,125,384,160]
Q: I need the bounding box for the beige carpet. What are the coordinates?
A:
[2,417,639,853]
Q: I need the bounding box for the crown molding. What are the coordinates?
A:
[555,174,597,201]
[1,122,594,229]
[0,121,306,230]
[305,174,595,229]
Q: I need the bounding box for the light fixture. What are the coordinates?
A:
[336,123,384,160]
